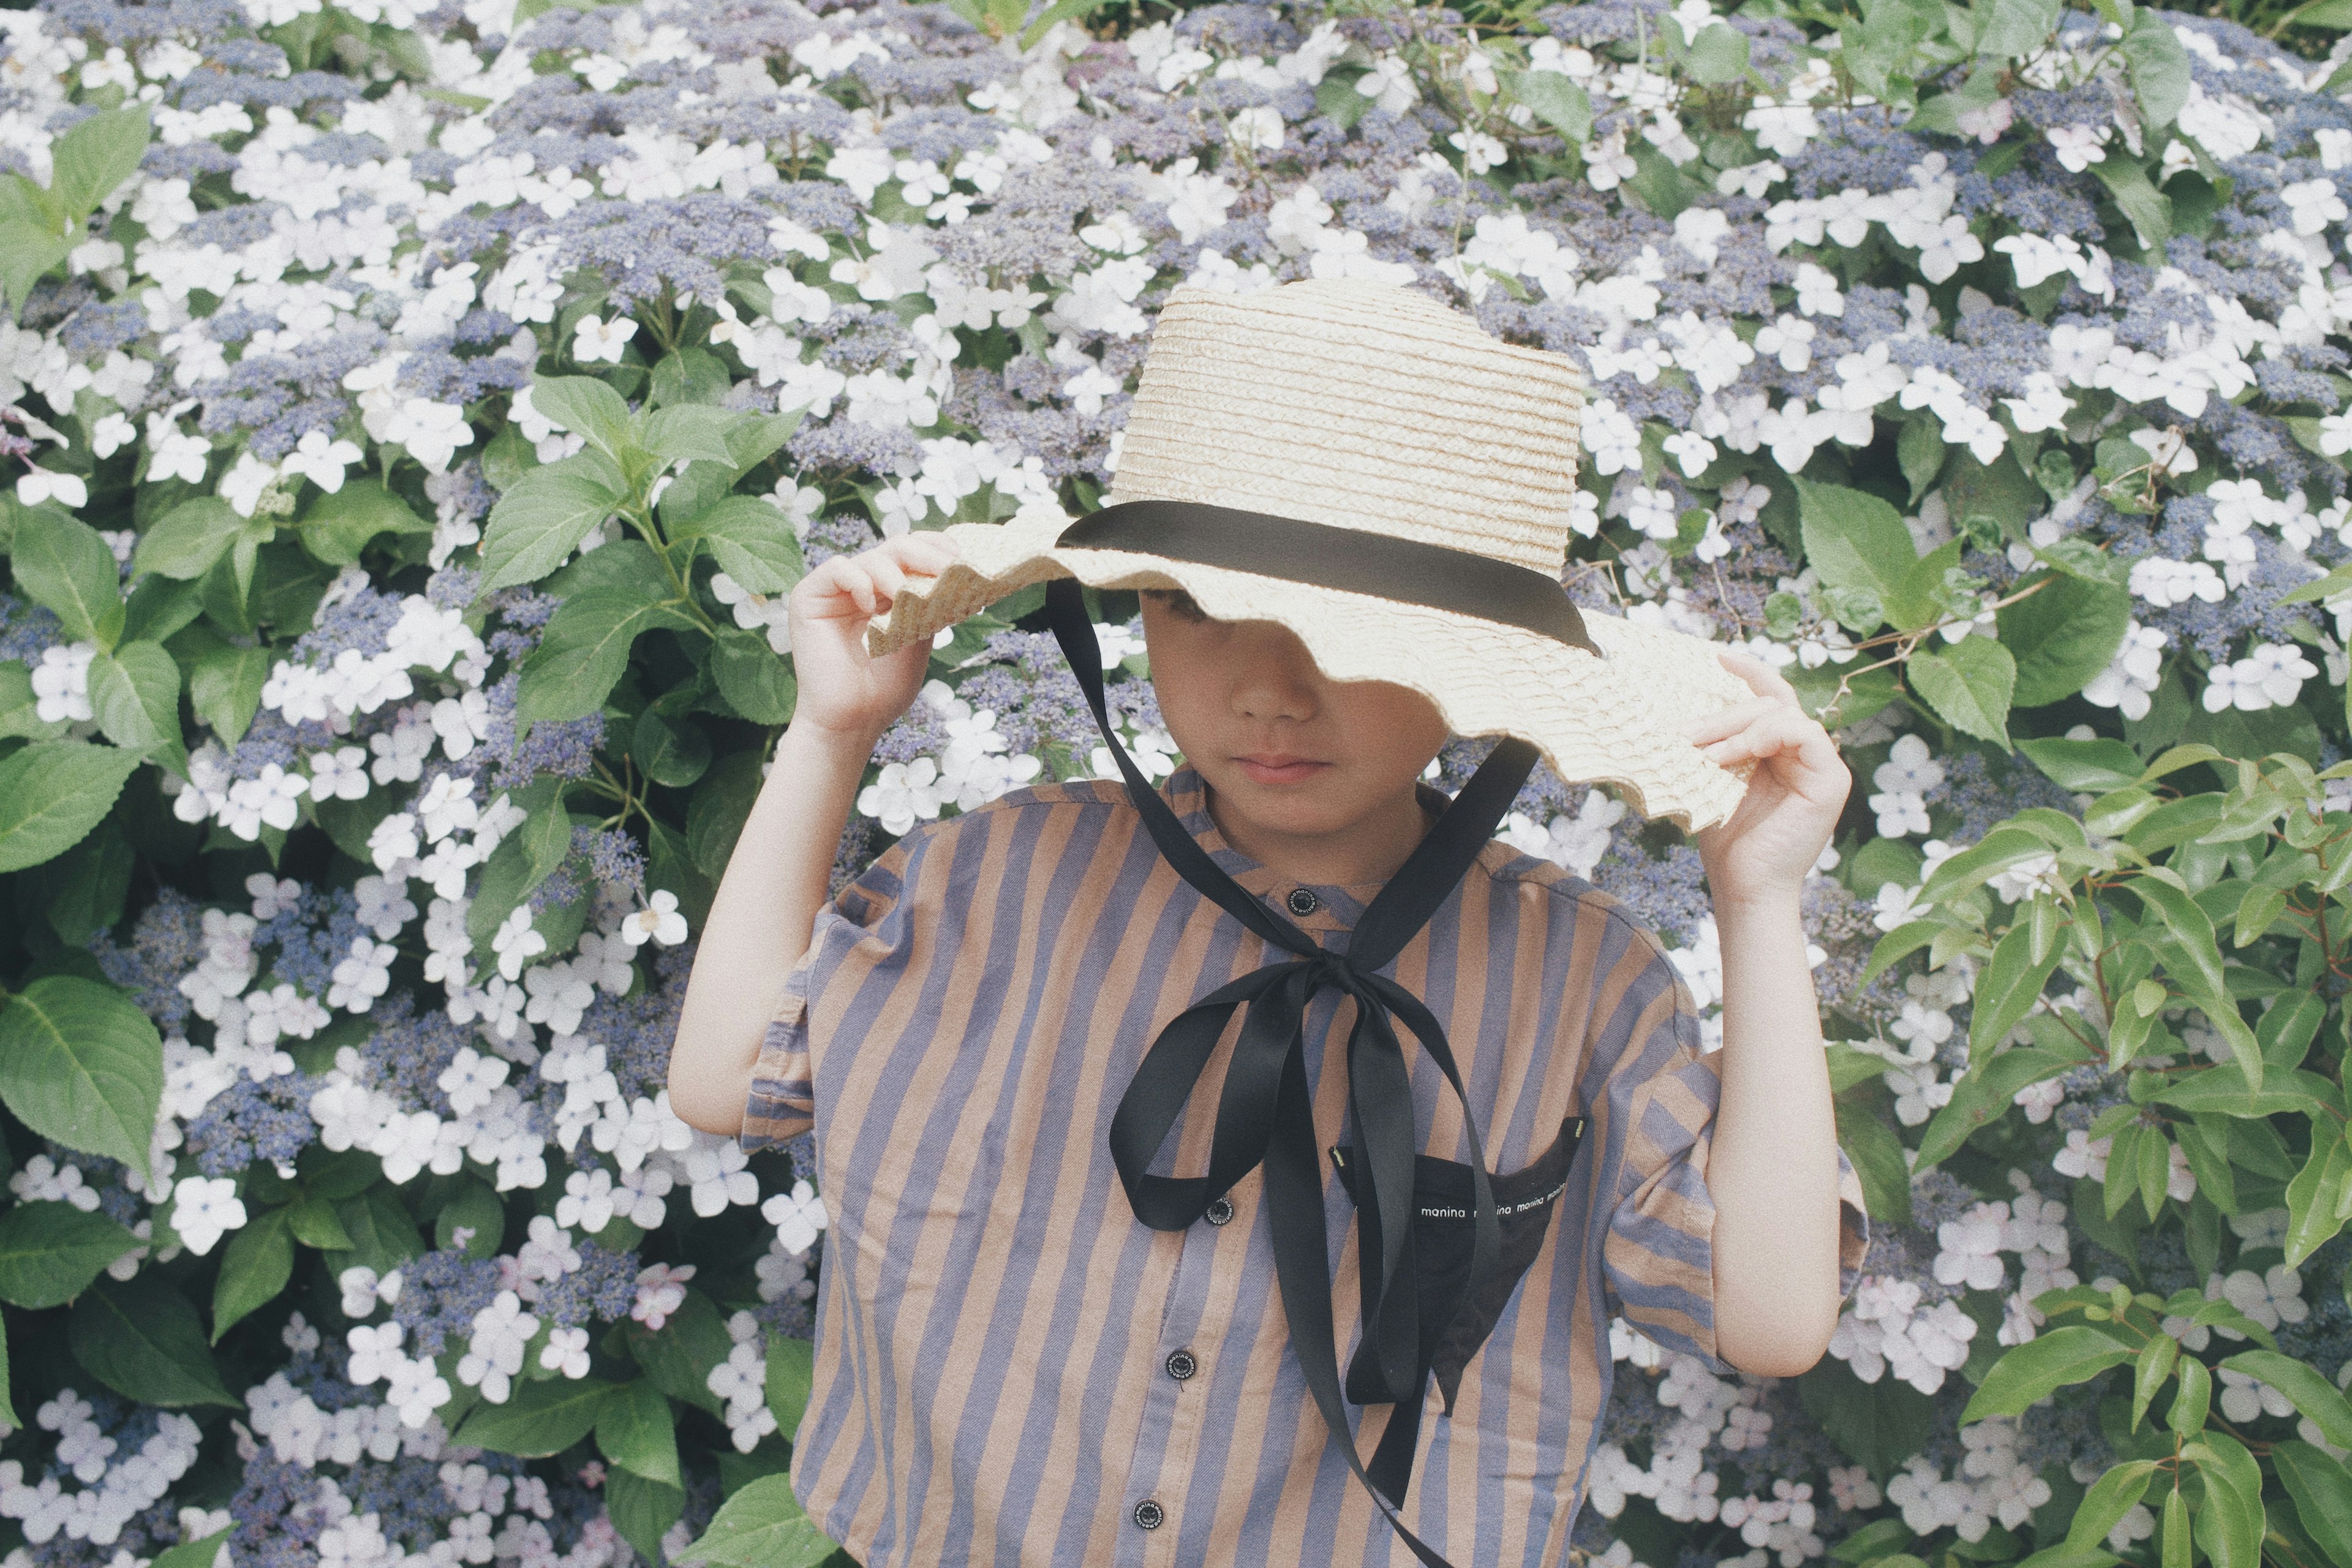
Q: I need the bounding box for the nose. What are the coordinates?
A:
[1227,622,1321,725]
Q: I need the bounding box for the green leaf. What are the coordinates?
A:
[2163,1486,2190,1568]
[477,455,626,594]
[285,1192,353,1251]
[1885,540,1963,635]
[710,628,797,725]
[1684,21,1751,81]
[1017,0,1111,47]
[640,405,743,466]
[631,708,710,789]
[1961,1325,2136,1423]
[150,1530,232,1568]
[88,641,185,774]
[673,1476,840,1568]
[49,106,152,222]
[2218,1351,2352,1449]
[2153,1063,2337,1119]
[516,585,698,726]
[15,507,126,647]
[1796,478,1919,628]
[211,1208,293,1340]
[0,1311,16,1431]
[2287,0,2352,26]
[329,1187,424,1277]
[134,497,247,581]
[0,1200,137,1308]
[0,975,163,1169]
[2285,1130,2352,1265]
[605,1472,687,1563]
[0,739,144,872]
[595,1379,682,1488]
[1969,920,2064,1060]
[0,660,50,742]
[1997,573,2131,708]
[435,1181,506,1259]
[2131,1333,2178,1430]
[69,1278,239,1408]
[1509,70,1593,145]
[453,1377,616,1457]
[2120,9,2191,127]
[2173,1351,2213,1432]
[2124,875,2230,1005]
[1915,1048,2081,1170]
[2188,1431,2266,1568]
[2273,1442,2352,1568]
[300,480,432,567]
[1908,638,2017,748]
[0,221,74,316]
[1797,1362,1937,1478]
[2016,736,2143,793]
[677,496,805,595]
[190,641,270,746]
[1315,73,1372,131]
[1973,0,2060,60]
[530,375,634,464]
[466,786,575,954]
[1899,417,1948,505]
[2067,1461,2158,1551]
[1836,1101,1914,1226]
[624,1288,729,1415]
[2091,157,2172,252]
[765,1333,815,1438]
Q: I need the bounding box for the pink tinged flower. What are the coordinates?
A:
[2046,124,2108,173]
[631,1263,696,1330]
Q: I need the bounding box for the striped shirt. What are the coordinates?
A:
[742,767,1867,1567]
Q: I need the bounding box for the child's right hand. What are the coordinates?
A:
[787,533,960,741]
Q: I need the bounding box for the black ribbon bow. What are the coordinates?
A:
[1044,579,1536,1567]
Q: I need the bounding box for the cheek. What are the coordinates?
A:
[1333,687,1448,771]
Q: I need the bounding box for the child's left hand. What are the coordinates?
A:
[1685,651,1852,907]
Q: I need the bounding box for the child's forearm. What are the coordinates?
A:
[1706,889,1842,1375]
[667,718,877,1134]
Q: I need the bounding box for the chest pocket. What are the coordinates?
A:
[1332,1117,1583,1415]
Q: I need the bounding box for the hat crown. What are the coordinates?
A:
[1104,279,1586,577]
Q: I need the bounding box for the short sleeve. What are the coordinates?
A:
[1602,1044,1724,1365]
[739,858,908,1153]
[1594,960,1872,1369]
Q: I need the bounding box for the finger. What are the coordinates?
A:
[838,562,878,617]
[863,555,909,605]
[892,532,960,573]
[1717,648,1801,706]
[1685,696,1786,745]
[1702,711,1843,777]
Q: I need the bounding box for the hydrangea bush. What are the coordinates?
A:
[3,0,2352,1560]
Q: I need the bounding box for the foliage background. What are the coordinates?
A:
[4,0,2352,1563]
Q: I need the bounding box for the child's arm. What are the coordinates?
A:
[667,533,959,1136]
[1684,653,1855,1376]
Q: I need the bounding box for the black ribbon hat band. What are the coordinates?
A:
[1041,497,1572,1567]
[1056,500,1603,657]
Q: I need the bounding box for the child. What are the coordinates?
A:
[669,279,1866,1567]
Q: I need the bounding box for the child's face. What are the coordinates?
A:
[1140,590,1449,846]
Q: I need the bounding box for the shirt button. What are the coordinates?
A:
[1286,887,1321,917]
[1165,1348,1197,1382]
[1133,1499,1165,1531]
[1204,1196,1234,1226]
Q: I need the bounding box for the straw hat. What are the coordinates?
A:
[865,277,1756,831]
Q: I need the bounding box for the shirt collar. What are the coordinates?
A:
[1159,765,1453,937]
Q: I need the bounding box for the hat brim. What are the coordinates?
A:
[865,511,1757,832]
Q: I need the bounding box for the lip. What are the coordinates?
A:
[1234,753,1331,785]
